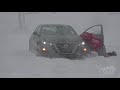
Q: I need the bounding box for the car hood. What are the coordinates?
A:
[40,35,83,45]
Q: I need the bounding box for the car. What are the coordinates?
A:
[29,24,116,59]
[29,24,91,59]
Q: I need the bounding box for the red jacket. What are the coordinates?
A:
[80,32,103,51]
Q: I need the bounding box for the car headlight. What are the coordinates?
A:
[81,42,85,45]
[43,41,46,44]
[83,48,87,52]
[79,41,85,46]
[42,41,52,46]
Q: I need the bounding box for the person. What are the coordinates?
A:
[80,32,108,57]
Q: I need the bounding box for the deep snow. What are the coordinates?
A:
[0,12,120,78]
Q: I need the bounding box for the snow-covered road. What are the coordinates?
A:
[0,31,120,78]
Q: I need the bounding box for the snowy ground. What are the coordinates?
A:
[0,12,120,78]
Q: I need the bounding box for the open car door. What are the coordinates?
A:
[80,25,107,56]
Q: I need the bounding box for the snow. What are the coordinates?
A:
[0,12,120,78]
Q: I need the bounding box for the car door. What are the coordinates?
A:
[80,25,104,51]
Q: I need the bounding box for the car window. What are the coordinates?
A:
[41,26,57,35]
[40,25,77,36]
[85,26,102,35]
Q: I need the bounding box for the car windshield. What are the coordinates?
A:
[40,25,77,36]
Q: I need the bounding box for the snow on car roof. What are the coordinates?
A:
[38,24,71,27]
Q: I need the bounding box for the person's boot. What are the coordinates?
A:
[112,51,117,56]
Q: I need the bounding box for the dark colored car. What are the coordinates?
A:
[29,24,91,59]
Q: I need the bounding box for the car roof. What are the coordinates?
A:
[38,24,71,27]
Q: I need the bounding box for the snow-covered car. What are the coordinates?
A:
[29,24,91,59]
[29,24,116,59]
